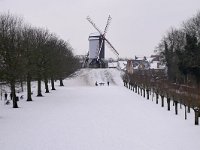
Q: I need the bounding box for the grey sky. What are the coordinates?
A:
[1,0,200,58]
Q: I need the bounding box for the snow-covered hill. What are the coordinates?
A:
[0,68,200,150]
[64,68,124,86]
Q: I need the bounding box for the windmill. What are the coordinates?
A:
[85,15,119,68]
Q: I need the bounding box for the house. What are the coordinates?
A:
[126,56,150,74]
[126,55,166,74]
[149,55,166,71]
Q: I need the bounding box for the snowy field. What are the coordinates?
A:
[0,68,200,150]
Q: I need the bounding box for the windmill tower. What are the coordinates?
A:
[85,15,119,68]
[88,32,105,61]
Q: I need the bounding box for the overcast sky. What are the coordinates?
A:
[1,0,200,58]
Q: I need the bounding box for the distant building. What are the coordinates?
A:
[108,62,118,68]
[126,55,166,74]
[118,60,127,71]
[148,55,166,71]
[126,56,150,74]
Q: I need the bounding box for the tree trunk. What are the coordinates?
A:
[143,89,145,98]
[174,101,178,115]
[167,97,170,111]
[44,78,49,93]
[146,90,149,100]
[37,78,42,97]
[194,108,199,125]
[161,95,164,107]
[156,93,159,104]
[188,105,191,113]
[194,112,199,125]
[140,88,142,96]
[10,81,18,108]
[51,77,56,90]
[135,85,137,93]
[184,105,187,120]
[27,73,32,101]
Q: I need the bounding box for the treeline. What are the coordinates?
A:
[123,70,200,125]
[0,13,80,108]
[156,11,200,87]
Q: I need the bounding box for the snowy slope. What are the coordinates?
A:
[0,68,200,150]
[65,68,124,86]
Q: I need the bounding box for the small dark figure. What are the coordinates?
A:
[5,100,10,105]
[95,81,98,86]
[107,81,110,86]
[20,95,24,100]
[4,93,8,100]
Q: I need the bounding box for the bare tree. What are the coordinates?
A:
[0,13,24,108]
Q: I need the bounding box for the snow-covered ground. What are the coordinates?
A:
[0,68,200,150]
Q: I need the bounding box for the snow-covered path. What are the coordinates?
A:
[0,69,200,150]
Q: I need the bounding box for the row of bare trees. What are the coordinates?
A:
[123,70,200,125]
[0,13,80,108]
[156,11,200,87]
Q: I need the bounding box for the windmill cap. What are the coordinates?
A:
[89,32,101,37]
[89,32,102,40]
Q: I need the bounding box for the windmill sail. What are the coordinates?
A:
[105,38,119,56]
